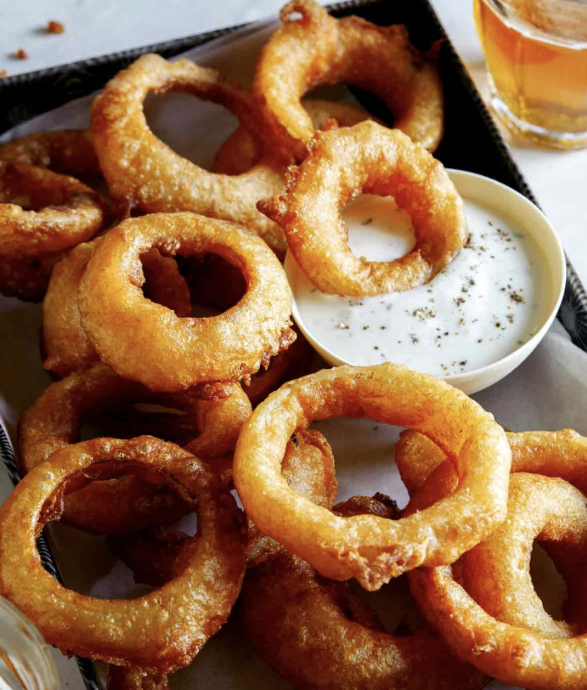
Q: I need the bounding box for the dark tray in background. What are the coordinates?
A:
[1,1,586,688]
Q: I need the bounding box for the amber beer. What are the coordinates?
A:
[474,0,587,148]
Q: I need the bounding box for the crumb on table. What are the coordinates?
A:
[46,20,65,34]
[15,49,28,60]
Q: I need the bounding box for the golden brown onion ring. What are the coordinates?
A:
[213,98,379,176]
[259,123,467,297]
[79,213,295,392]
[0,436,246,673]
[42,238,192,378]
[0,130,100,176]
[243,493,487,690]
[90,53,287,256]
[0,161,108,257]
[404,428,587,689]
[462,473,587,639]
[233,363,510,590]
[253,0,443,159]
[18,363,251,533]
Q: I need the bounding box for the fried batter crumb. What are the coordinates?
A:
[15,49,28,60]
[0,70,7,78]
[46,20,65,34]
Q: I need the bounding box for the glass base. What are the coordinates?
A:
[488,85,587,151]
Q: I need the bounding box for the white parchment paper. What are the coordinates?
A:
[1,20,586,690]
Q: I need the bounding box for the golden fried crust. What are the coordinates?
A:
[79,212,294,392]
[213,98,379,176]
[0,248,65,302]
[0,437,247,673]
[0,130,100,176]
[42,239,192,378]
[234,362,510,590]
[259,122,467,297]
[18,363,251,533]
[0,161,109,257]
[253,0,444,159]
[243,495,487,690]
[107,667,170,690]
[90,53,287,256]
[407,428,587,689]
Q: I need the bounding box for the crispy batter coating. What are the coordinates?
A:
[253,0,443,159]
[0,436,247,673]
[107,667,169,689]
[90,53,287,255]
[79,213,294,392]
[233,363,510,590]
[0,130,99,175]
[213,98,379,176]
[259,123,468,296]
[244,494,487,690]
[405,428,587,689]
[18,363,251,533]
[42,238,192,378]
[0,161,108,257]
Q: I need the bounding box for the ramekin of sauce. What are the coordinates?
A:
[286,170,566,394]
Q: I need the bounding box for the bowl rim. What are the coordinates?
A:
[285,168,567,390]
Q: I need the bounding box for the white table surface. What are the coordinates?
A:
[0,1,584,687]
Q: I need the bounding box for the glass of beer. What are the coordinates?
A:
[474,0,587,149]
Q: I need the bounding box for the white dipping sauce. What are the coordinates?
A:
[291,194,546,376]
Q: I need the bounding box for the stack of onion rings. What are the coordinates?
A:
[253,0,443,159]
[79,212,295,393]
[90,53,288,256]
[259,123,468,296]
[244,494,487,690]
[399,428,587,689]
[0,131,109,302]
[18,363,251,533]
[234,363,510,590]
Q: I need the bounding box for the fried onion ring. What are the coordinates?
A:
[0,161,108,257]
[213,98,379,176]
[18,363,251,533]
[79,213,295,392]
[233,363,510,590]
[243,493,487,690]
[42,238,192,378]
[0,130,100,176]
[403,428,587,689]
[90,53,287,255]
[259,123,468,296]
[462,473,587,639]
[0,436,246,673]
[253,0,443,159]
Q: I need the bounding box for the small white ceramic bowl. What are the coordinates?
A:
[285,169,566,395]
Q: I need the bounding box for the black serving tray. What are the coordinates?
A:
[1,1,586,688]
